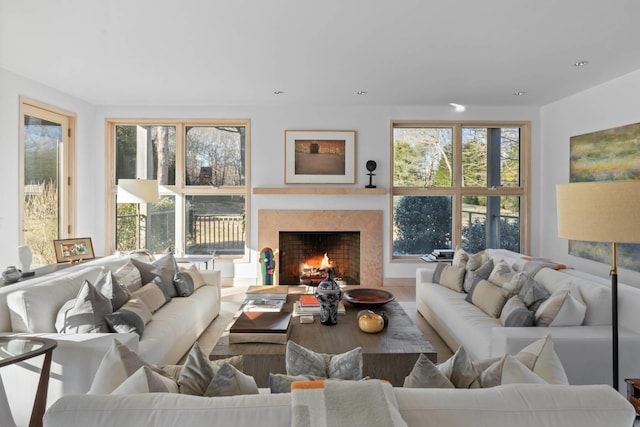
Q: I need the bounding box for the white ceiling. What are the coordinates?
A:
[2,0,640,107]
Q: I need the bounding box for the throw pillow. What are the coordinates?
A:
[173,272,195,297]
[438,265,466,292]
[479,355,547,388]
[463,259,494,293]
[503,271,536,295]
[131,281,169,313]
[204,362,259,397]
[55,280,113,334]
[131,253,179,299]
[95,270,130,311]
[465,279,509,318]
[113,261,143,293]
[269,373,324,393]
[179,264,206,290]
[436,346,479,388]
[105,307,146,336]
[403,353,455,388]
[177,342,244,395]
[286,340,363,380]
[535,286,586,327]
[518,276,550,312]
[452,247,469,268]
[487,260,516,288]
[500,295,535,327]
[111,366,179,394]
[89,339,164,394]
[514,334,569,384]
[431,262,447,284]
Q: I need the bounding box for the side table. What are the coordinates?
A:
[0,337,57,427]
[625,378,640,416]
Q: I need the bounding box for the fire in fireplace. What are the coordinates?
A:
[278,231,360,286]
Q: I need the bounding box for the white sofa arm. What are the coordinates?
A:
[416,266,437,284]
[198,270,221,288]
[1,332,138,427]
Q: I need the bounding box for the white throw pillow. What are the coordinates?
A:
[516,334,569,384]
[488,260,516,288]
[111,366,179,394]
[481,355,547,387]
[535,286,586,327]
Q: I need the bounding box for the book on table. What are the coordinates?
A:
[293,300,346,316]
[244,285,288,300]
[298,294,320,307]
[229,311,292,344]
[242,299,284,312]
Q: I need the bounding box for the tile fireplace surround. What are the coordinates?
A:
[258,210,383,286]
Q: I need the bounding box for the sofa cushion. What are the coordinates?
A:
[465,280,509,318]
[517,276,550,312]
[177,342,244,396]
[173,272,195,297]
[438,265,466,293]
[204,362,259,397]
[463,259,494,293]
[111,366,179,394]
[436,346,478,388]
[535,286,586,327]
[178,264,206,290]
[500,295,534,327]
[515,334,569,384]
[105,307,146,336]
[452,247,469,268]
[480,355,547,388]
[488,261,516,288]
[269,373,323,393]
[95,270,130,311]
[55,280,113,334]
[113,261,143,293]
[131,253,179,299]
[431,262,447,284]
[131,282,169,313]
[286,341,363,380]
[403,353,455,388]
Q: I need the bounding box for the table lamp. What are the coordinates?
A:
[117,179,160,249]
[556,180,640,390]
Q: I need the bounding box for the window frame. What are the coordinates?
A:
[105,118,251,261]
[390,120,530,261]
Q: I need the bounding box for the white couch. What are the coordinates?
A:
[42,383,635,427]
[0,255,221,427]
[416,249,640,392]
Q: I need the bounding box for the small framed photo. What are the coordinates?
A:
[53,237,95,263]
[285,130,356,184]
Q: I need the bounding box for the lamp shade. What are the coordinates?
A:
[556,181,640,243]
[117,179,160,204]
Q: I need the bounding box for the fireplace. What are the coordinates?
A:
[279,231,360,286]
[258,210,382,287]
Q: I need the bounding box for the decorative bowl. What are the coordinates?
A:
[342,288,394,307]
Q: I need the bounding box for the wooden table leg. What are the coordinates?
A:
[28,349,53,427]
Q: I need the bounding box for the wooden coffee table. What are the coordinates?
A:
[210,291,436,387]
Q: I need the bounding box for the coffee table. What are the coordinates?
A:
[210,291,436,387]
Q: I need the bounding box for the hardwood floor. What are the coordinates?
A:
[190,282,453,365]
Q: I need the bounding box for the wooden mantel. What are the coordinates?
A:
[253,187,386,195]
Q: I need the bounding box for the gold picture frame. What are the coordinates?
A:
[53,237,95,263]
[284,130,356,184]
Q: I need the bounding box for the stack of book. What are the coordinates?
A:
[242,299,284,312]
[293,294,346,316]
[244,285,288,301]
[228,311,292,344]
[422,249,455,262]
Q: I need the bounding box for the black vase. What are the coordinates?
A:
[314,268,343,325]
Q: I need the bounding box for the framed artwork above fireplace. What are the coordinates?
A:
[284,130,356,184]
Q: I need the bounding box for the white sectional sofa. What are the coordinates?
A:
[42,383,635,427]
[0,255,221,427]
[416,249,640,391]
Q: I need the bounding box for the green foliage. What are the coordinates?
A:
[24,180,58,265]
[462,218,520,253]
[393,196,451,255]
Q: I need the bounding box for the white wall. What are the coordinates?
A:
[0,68,96,268]
[540,69,640,288]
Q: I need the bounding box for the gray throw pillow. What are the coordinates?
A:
[177,342,244,395]
[55,280,113,333]
[500,295,535,327]
[403,353,455,388]
[105,309,145,336]
[432,262,447,283]
[95,270,130,311]
[518,276,550,312]
[463,259,494,293]
[204,362,259,397]
[268,373,323,393]
[173,272,195,297]
[286,340,363,380]
[131,253,179,299]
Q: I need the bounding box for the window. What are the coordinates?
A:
[20,98,76,266]
[392,121,529,258]
[106,120,250,259]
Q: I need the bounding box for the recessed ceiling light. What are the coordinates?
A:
[573,60,589,67]
[513,91,526,96]
[356,91,367,95]
[448,103,466,112]
[273,90,284,95]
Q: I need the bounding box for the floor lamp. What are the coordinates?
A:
[556,180,640,391]
[117,179,160,249]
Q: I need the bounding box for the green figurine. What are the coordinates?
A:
[260,247,276,285]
